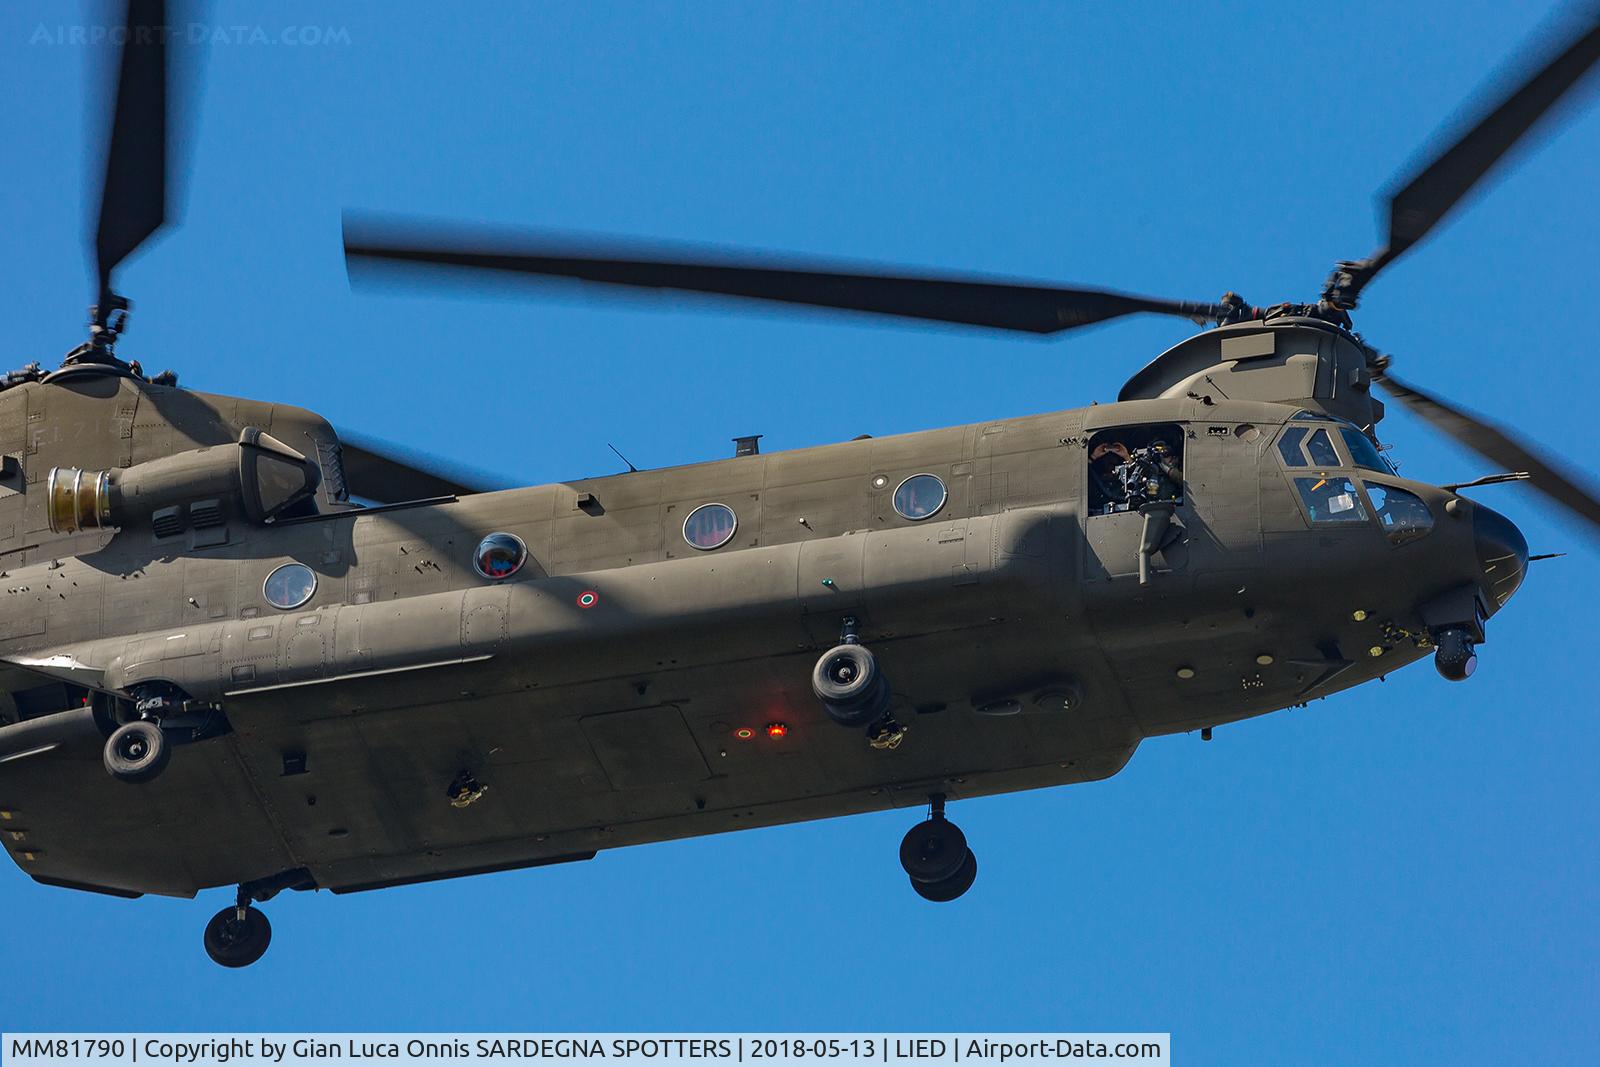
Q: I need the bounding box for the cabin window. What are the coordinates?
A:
[1293,476,1368,524]
[683,502,738,550]
[1339,427,1395,473]
[473,532,528,579]
[1087,424,1184,515]
[263,563,317,610]
[1366,484,1434,544]
[892,474,947,521]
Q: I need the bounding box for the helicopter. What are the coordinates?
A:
[2,0,1599,970]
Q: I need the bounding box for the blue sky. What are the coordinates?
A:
[3,2,1599,1062]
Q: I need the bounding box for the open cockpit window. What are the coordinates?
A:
[1087,424,1184,515]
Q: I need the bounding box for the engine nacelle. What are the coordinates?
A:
[46,427,321,534]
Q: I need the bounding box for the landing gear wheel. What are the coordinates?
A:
[910,848,978,902]
[1434,629,1478,681]
[204,905,272,968]
[103,720,169,783]
[812,644,890,728]
[900,817,969,883]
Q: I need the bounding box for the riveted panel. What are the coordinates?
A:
[581,705,710,789]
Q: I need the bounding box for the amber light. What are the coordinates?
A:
[766,722,789,739]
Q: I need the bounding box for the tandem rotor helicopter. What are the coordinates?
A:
[3,0,1600,968]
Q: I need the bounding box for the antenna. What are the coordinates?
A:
[607,443,639,473]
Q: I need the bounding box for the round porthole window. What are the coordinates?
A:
[263,563,316,610]
[893,473,947,520]
[683,502,737,550]
[473,532,528,579]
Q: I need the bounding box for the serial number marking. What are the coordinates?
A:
[8,1040,129,1059]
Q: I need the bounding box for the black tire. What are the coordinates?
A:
[812,644,878,704]
[204,905,272,968]
[1434,629,1478,681]
[813,644,892,727]
[103,721,169,783]
[900,818,969,883]
[911,848,978,902]
[823,679,891,728]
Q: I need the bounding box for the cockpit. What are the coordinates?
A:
[1275,413,1433,545]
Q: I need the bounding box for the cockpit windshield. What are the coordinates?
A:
[1338,427,1395,474]
[1280,415,1396,474]
[1305,428,1340,467]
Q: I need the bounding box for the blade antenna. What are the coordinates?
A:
[607,443,640,473]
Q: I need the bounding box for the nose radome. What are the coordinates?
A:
[1473,502,1529,610]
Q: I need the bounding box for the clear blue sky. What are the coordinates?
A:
[3,2,1598,1062]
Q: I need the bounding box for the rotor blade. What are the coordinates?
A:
[338,433,513,503]
[93,0,171,298]
[343,216,1228,335]
[1357,6,1600,295]
[1377,372,1600,531]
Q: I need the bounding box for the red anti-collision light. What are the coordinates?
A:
[766,722,788,739]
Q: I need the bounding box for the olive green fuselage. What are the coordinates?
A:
[0,363,1489,899]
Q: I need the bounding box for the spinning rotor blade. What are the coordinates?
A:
[93,0,173,301]
[1339,6,1600,304]
[1376,372,1600,532]
[343,217,1229,335]
[337,432,512,503]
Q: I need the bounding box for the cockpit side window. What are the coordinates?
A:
[1293,476,1368,524]
[1276,426,1311,467]
[1087,424,1184,515]
[1367,483,1433,544]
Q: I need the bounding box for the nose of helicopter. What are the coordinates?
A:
[1473,502,1528,611]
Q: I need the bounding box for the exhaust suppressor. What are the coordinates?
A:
[45,427,321,534]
